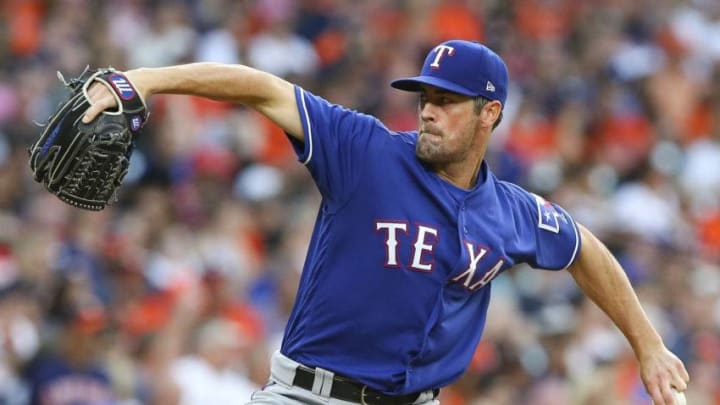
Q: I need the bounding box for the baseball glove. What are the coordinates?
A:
[28,67,148,210]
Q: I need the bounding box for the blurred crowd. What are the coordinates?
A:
[0,0,719,404]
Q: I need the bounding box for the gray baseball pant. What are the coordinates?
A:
[246,351,440,405]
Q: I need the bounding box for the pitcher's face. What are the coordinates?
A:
[416,86,481,165]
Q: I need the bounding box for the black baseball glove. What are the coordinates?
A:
[28,67,148,210]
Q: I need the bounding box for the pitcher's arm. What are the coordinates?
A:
[83,63,304,141]
[568,224,689,405]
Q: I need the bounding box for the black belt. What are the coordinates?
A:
[292,365,438,405]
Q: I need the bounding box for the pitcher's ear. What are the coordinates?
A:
[480,100,502,128]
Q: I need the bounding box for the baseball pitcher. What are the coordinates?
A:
[80,40,689,405]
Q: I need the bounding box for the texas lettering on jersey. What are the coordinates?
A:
[375,220,503,290]
[450,241,503,291]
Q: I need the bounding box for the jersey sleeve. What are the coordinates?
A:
[286,85,386,204]
[503,183,582,270]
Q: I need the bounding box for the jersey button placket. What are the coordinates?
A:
[460,203,468,234]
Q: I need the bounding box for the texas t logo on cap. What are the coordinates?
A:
[430,45,456,69]
[391,40,509,106]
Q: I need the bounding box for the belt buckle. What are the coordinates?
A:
[360,385,371,405]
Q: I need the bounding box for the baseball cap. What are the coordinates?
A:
[391,40,508,106]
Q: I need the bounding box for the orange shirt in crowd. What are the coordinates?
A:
[429,1,484,44]
[514,0,572,41]
[4,0,44,56]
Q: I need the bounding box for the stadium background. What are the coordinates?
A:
[0,0,718,404]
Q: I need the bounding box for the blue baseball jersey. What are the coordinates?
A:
[25,353,114,405]
[280,87,581,395]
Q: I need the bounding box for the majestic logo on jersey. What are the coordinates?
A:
[430,45,455,69]
[533,194,567,233]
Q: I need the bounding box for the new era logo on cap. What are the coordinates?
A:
[390,40,509,106]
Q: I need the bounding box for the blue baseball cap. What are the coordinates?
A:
[391,40,508,106]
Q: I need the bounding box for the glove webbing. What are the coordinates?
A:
[59,126,132,210]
